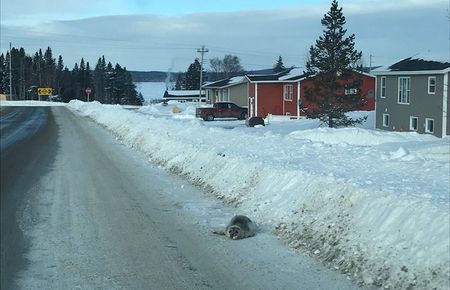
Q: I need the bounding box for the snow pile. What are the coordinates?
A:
[289,127,435,146]
[67,100,450,290]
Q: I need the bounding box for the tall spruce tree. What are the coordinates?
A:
[174,73,184,90]
[305,0,366,128]
[94,56,106,103]
[273,56,286,73]
[104,62,115,104]
[43,47,56,87]
[55,55,64,95]
[0,54,7,95]
[183,59,201,90]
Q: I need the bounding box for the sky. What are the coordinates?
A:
[1,0,449,72]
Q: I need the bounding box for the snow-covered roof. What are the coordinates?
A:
[203,76,246,89]
[372,57,450,75]
[166,90,205,96]
[246,68,306,82]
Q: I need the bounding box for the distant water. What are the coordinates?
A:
[135,82,171,102]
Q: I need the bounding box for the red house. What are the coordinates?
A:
[300,71,375,116]
[246,69,375,119]
[246,69,306,118]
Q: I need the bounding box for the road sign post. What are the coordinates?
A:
[37,88,52,101]
[85,87,92,102]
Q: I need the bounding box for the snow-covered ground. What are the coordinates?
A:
[2,100,449,289]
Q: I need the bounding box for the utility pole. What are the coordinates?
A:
[197,45,208,103]
[9,42,12,100]
[369,54,374,73]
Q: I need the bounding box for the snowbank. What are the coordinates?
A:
[67,101,450,290]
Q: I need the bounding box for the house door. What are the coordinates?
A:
[249,97,255,117]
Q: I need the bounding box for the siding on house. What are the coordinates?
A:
[228,82,248,107]
[246,68,305,118]
[374,58,450,138]
[376,74,446,136]
[300,72,375,116]
[204,77,248,107]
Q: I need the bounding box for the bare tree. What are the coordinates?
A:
[209,57,224,80]
[209,54,244,80]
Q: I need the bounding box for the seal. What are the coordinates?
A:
[213,215,256,240]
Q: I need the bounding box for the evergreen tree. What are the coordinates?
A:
[71,62,82,100]
[0,46,138,104]
[85,61,93,96]
[136,92,145,105]
[93,56,106,103]
[183,59,201,90]
[174,73,184,90]
[104,62,115,104]
[60,67,73,102]
[43,46,56,87]
[55,55,64,95]
[0,54,8,94]
[273,56,286,73]
[31,52,40,87]
[305,0,365,128]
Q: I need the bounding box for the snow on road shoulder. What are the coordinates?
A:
[68,100,450,290]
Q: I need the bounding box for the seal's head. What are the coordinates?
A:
[227,225,242,240]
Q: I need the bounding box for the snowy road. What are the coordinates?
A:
[3,106,362,289]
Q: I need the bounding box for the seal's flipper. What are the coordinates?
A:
[212,230,225,235]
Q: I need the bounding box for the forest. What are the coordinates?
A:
[0,46,144,105]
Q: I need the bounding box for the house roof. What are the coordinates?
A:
[165,90,205,96]
[372,57,450,75]
[246,68,307,82]
[389,58,450,71]
[203,76,246,89]
[163,90,205,100]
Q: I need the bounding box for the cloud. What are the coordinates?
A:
[1,0,448,71]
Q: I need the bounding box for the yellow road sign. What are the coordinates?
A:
[38,88,52,96]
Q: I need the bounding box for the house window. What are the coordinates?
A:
[380,76,386,98]
[409,116,418,131]
[428,76,436,94]
[345,87,358,95]
[383,113,389,127]
[221,89,229,101]
[398,77,410,104]
[425,118,434,133]
[283,84,293,101]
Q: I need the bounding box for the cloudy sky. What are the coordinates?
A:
[1,0,449,72]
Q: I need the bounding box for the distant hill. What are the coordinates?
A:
[130,68,284,83]
[130,71,182,82]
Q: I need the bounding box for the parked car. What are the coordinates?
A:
[195,102,248,121]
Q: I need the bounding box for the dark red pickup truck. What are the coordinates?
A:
[195,102,248,121]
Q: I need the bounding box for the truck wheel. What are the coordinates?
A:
[206,114,214,121]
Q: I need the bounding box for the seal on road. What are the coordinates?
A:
[213,215,257,240]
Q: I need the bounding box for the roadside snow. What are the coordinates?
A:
[64,100,449,290]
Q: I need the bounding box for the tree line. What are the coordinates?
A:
[0,47,143,105]
[174,54,287,90]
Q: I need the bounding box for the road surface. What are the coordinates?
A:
[1,106,362,289]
